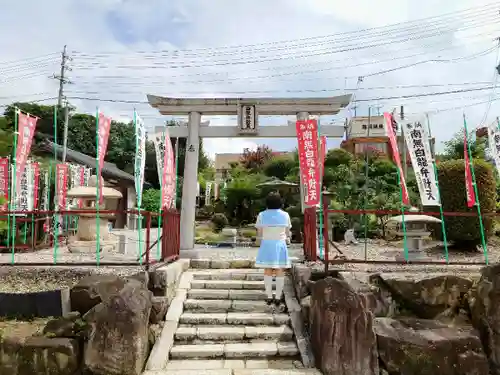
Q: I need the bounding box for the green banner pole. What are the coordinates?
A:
[5,156,11,250]
[425,114,449,263]
[317,117,324,260]
[10,110,18,263]
[53,106,59,263]
[134,110,143,265]
[95,108,101,266]
[463,114,488,264]
[363,108,371,261]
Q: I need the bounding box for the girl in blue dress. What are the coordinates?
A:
[255,191,292,307]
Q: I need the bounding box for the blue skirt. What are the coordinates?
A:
[255,239,291,269]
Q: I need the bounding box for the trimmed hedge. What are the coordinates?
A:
[437,159,496,245]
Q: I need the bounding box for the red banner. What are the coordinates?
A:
[15,112,38,192]
[56,164,69,210]
[296,119,321,206]
[161,128,176,209]
[78,166,85,208]
[383,112,410,205]
[0,158,9,211]
[464,130,476,208]
[97,113,112,203]
[32,162,40,209]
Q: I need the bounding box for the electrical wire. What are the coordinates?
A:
[477,40,500,126]
[72,2,500,57]
[0,53,60,67]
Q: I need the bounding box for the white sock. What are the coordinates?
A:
[264,275,273,299]
[275,276,285,300]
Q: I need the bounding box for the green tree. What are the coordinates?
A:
[442,131,487,160]
[263,154,295,180]
[240,146,273,171]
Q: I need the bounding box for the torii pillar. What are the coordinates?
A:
[147,95,352,250]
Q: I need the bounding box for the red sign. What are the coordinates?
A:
[0,158,9,211]
[78,166,85,208]
[56,164,69,210]
[296,119,321,206]
[464,130,476,208]
[32,162,40,209]
[161,128,176,209]
[97,113,112,203]
[15,112,38,192]
[383,113,410,205]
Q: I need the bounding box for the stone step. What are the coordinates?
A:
[179,312,290,326]
[170,342,299,359]
[184,299,286,313]
[175,325,294,342]
[190,279,265,290]
[187,289,269,300]
[192,271,265,281]
[164,358,304,370]
[144,369,321,375]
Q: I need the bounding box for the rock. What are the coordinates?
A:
[469,264,500,375]
[300,296,311,324]
[83,279,153,375]
[0,336,80,375]
[374,317,489,375]
[309,277,378,375]
[292,264,312,300]
[149,324,162,347]
[70,274,128,315]
[150,296,169,324]
[372,273,474,319]
[341,272,393,317]
[43,311,86,338]
[128,271,149,287]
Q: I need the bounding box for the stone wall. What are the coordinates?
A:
[0,260,189,375]
[292,263,499,375]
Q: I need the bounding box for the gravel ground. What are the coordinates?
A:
[0,317,49,338]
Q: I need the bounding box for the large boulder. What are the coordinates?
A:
[340,272,393,317]
[309,277,379,375]
[375,317,489,375]
[371,273,475,319]
[70,272,149,315]
[83,278,153,375]
[469,264,500,375]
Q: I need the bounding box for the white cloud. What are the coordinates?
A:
[1,0,500,160]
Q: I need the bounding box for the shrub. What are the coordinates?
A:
[437,159,496,247]
[211,213,229,232]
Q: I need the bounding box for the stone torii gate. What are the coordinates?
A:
[147,95,352,250]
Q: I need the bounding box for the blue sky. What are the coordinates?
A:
[1,0,500,159]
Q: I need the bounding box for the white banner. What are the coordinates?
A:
[41,169,49,211]
[153,127,166,187]
[205,181,212,206]
[488,123,500,176]
[134,111,147,207]
[403,119,440,206]
[69,164,80,208]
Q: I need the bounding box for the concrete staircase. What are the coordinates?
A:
[145,265,320,375]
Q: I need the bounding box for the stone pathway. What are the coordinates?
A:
[144,260,320,375]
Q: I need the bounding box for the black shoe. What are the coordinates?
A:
[265,298,274,306]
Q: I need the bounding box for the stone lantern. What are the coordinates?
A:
[387,207,442,261]
[66,175,123,253]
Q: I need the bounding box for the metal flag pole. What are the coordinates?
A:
[463,113,488,264]
[95,108,101,266]
[133,109,143,265]
[425,113,449,263]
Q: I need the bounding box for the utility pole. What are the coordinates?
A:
[399,105,408,178]
[51,45,73,160]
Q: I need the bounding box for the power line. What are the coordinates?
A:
[0,53,60,67]
[73,2,500,57]
[73,15,500,69]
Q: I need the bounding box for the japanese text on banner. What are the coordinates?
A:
[32,162,40,210]
[488,124,500,177]
[0,158,8,211]
[97,113,112,203]
[296,119,321,206]
[153,128,165,185]
[161,128,176,209]
[56,164,69,211]
[383,113,410,205]
[464,130,476,208]
[134,112,146,208]
[403,119,440,206]
[17,161,33,212]
[15,112,38,192]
